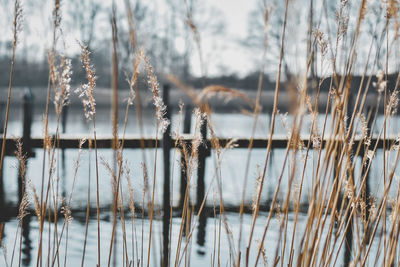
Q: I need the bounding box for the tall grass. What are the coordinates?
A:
[0,0,22,205]
[1,0,400,266]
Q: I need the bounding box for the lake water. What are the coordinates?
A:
[0,104,399,266]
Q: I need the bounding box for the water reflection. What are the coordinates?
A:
[21,215,32,267]
[196,209,208,256]
[0,108,399,266]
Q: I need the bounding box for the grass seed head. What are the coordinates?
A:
[18,193,30,222]
[13,0,23,45]
[50,54,72,116]
[75,43,97,121]
[141,53,170,133]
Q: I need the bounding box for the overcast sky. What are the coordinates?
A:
[0,0,263,77]
[191,0,257,77]
[1,0,395,79]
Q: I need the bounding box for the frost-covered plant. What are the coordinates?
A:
[142,53,170,133]
[49,54,72,116]
[75,43,96,121]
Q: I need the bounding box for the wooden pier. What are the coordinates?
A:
[0,85,396,266]
[0,134,396,151]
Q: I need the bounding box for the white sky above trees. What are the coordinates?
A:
[0,0,259,77]
[0,0,398,78]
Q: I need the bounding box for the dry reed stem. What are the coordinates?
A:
[2,0,400,266]
[37,0,60,265]
[0,0,23,204]
[75,42,101,266]
[81,139,92,267]
[198,85,255,110]
[237,4,271,263]
[247,1,290,265]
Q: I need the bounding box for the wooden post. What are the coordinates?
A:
[179,105,192,209]
[361,105,374,246]
[19,88,33,202]
[0,103,5,134]
[162,84,171,267]
[21,214,32,266]
[196,114,207,210]
[195,109,209,250]
[343,92,354,266]
[364,106,373,218]
[61,105,68,199]
[196,207,207,254]
[0,103,4,205]
[61,105,68,134]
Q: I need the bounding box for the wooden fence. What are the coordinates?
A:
[0,85,395,266]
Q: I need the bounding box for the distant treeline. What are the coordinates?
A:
[319,74,399,94]
[0,55,276,90]
[0,56,398,93]
[0,54,110,88]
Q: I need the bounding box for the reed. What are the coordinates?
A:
[0,0,22,205]
[2,0,400,266]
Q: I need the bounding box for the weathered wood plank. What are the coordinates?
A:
[1,135,397,151]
